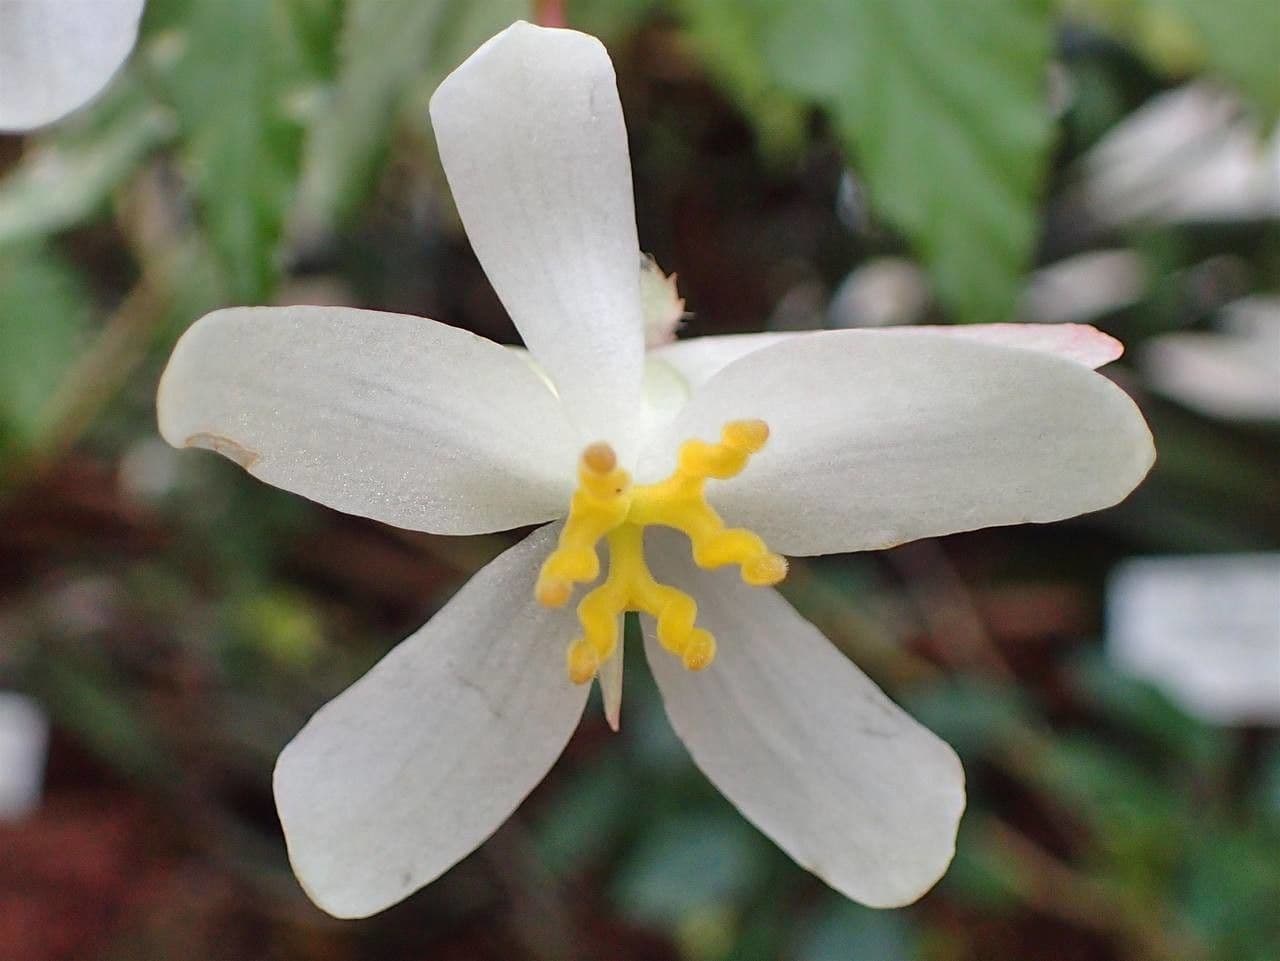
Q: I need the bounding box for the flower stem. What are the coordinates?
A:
[533,0,567,28]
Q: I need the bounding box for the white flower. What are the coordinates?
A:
[1141,295,1280,421]
[0,0,145,131]
[1080,84,1280,226]
[156,22,1155,919]
[1108,554,1280,725]
[0,691,49,821]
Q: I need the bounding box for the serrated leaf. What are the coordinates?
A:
[164,0,310,301]
[0,245,93,449]
[678,0,1055,323]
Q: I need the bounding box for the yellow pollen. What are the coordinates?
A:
[536,420,786,683]
[581,441,617,474]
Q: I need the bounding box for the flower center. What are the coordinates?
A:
[535,420,788,683]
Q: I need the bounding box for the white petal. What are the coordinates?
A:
[598,641,623,732]
[649,332,798,392]
[430,22,644,452]
[636,356,691,445]
[910,323,1123,369]
[651,323,1120,396]
[0,0,144,131]
[158,306,579,535]
[643,530,964,908]
[639,330,1154,556]
[274,525,589,918]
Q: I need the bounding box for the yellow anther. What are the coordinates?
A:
[536,419,787,683]
[578,441,627,499]
[535,575,572,608]
[722,418,769,453]
[536,443,632,605]
[582,441,617,474]
[566,639,600,685]
[743,552,788,586]
[680,630,716,671]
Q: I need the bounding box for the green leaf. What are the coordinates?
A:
[678,0,1055,323]
[902,678,1036,759]
[1183,824,1280,961]
[531,754,632,876]
[34,655,171,780]
[673,0,810,163]
[0,245,93,450]
[1146,0,1280,121]
[0,80,174,247]
[1066,0,1280,122]
[1067,649,1224,768]
[612,811,770,928]
[1029,735,1189,892]
[295,0,525,232]
[164,0,311,301]
[794,898,920,961]
[940,821,1023,911]
[282,0,344,78]
[570,0,660,41]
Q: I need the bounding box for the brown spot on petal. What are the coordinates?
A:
[184,433,260,469]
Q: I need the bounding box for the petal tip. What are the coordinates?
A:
[273,742,401,920]
[1088,325,1126,366]
[428,18,610,120]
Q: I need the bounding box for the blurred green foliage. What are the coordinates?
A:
[1070,0,1280,118]
[0,245,91,450]
[681,0,1054,324]
[162,0,314,301]
[298,0,527,230]
[1,1,1278,960]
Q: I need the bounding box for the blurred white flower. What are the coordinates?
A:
[1108,554,1280,725]
[118,436,182,503]
[1018,250,1146,325]
[157,22,1155,919]
[0,691,49,821]
[1081,84,1280,226]
[0,0,145,131]
[1142,295,1280,420]
[830,249,1145,332]
[829,257,931,328]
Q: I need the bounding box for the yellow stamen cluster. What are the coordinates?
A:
[535,420,787,683]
